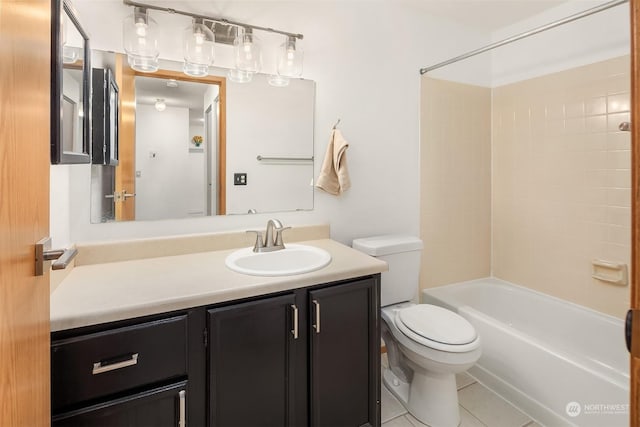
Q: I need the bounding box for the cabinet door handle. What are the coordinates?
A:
[312,300,321,334]
[178,389,186,427]
[291,304,299,339]
[92,353,138,375]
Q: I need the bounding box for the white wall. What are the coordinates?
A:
[187,118,205,216]
[55,0,489,245]
[135,104,192,220]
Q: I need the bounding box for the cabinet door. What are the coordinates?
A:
[208,293,300,427]
[309,277,380,427]
[51,381,187,427]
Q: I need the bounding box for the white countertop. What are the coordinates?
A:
[50,239,388,332]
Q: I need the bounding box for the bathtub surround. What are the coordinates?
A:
[419,79,492,289]
[420,55,630,319]
[492,55,631,318]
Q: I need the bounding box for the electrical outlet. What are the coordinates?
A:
[234,173,247,185]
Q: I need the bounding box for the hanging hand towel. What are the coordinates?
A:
[316,129,351,195]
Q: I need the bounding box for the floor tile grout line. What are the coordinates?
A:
[382,413,409,425]
[456,380,478,392]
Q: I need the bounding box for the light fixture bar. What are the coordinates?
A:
[123,0,304,40]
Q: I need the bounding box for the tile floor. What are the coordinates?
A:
[381,355,542,427]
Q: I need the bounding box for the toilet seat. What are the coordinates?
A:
[394,305,480,353]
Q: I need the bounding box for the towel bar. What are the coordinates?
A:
[256,155,314,162]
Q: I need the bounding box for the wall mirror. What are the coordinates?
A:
[51,0,91,164]
[90,50,315,223]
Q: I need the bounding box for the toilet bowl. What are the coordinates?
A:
[381,303,480,427]
[351,235,482,427]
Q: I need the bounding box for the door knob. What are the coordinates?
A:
[35,237,78,276]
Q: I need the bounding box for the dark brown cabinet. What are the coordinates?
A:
[206,276,380,427]
[52,381,187,427]
[309,278,380,427]
[207,293,301,426]
[51,309,205,427]
[51,275,380,427]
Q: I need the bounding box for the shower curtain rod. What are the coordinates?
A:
[419,0,629,75]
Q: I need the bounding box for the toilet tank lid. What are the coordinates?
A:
[352,235,423,256]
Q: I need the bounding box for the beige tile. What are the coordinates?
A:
[404,408,487,427]
[607,93,630,113]
[456,372,477,390]
[382,415,414,427]
[405,413,428,427]
[585,115,607,133]
[458,383,531,427]
[460,407,488,427]
[420,77,491,289]
[522,422,544,427]
[585,96,607,115]
[381,385,407,423]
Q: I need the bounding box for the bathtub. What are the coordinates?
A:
[422,278,629,427]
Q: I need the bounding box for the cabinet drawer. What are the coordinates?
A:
[52,315,188,411]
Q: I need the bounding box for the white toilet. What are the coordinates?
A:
[352,235,481,427]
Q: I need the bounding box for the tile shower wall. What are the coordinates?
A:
[420,78,492,289]
[492,55,630,318]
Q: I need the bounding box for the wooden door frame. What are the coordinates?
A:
[631,0,639,425]
[0,0,51,425]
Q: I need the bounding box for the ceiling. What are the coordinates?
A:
[415,0,570,32]
[135,76,209,113]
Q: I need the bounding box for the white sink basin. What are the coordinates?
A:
[225,244,332,276]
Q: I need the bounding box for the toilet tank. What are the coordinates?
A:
[352,235,423,307]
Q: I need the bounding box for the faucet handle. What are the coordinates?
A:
[246,230,264,252]
[274,227,291,247]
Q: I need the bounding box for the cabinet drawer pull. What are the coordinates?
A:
[92,353,139,375]
[291,304,299,339]
[312,300,320,334]
[178,389,186,427]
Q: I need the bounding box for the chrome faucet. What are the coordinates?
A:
[247,219,291,252]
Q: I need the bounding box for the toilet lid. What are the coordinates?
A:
[397,305,477,345]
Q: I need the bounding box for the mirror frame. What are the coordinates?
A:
[51,0,91,164]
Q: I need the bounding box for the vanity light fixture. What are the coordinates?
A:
[121,0,304,83]
[227,68,253,84]
[268,75,290,87]
[183,18,215,77]
[154,98,166,112]
[277,36,303,78]
[122,6,160,72]
[234,28,262,74]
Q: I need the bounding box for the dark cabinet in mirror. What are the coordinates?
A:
[51,0,91,164]
[92,68,119,166]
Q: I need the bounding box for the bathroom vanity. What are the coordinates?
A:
[50,233,386,427]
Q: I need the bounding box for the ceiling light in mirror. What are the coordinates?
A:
[154,98,166,111]
[123,7,159,73]
[183,18,215,77]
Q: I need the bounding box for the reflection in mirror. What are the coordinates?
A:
[51,0,91,164]
[90,50,315,223]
